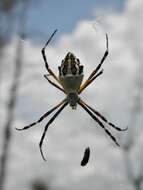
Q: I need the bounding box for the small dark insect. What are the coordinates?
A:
[81,147,90,166]
[16,29,128,161]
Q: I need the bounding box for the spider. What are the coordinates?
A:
[16,29,127,161]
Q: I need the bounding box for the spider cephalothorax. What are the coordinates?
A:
[16,29,127,162]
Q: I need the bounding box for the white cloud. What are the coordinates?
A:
[1,0,143,190]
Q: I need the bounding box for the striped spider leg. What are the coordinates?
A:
[44,74,66,94]
[79,33,108,94]
[41,29,61,84]
[16,30,127,162]
[78,99,128,147]
[39,101,68,160]
[16,99,68,160]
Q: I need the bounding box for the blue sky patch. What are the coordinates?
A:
[25,0,126,42]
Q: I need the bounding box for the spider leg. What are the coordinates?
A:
[15,99,66,130]
[80,99,128,131]
[78,99,120,146]
[78,69,103,94]
[44,74,66,94]
[41,29,61,84]
[88,33,108,80]
[79,34,108,92]
[39,101,68,161]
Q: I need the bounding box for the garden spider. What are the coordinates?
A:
[16,29,127,161]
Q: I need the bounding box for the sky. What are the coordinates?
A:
[1,0,143,190]
[25,0,126,41]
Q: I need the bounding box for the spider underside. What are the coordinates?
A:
[16,29,127,161]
